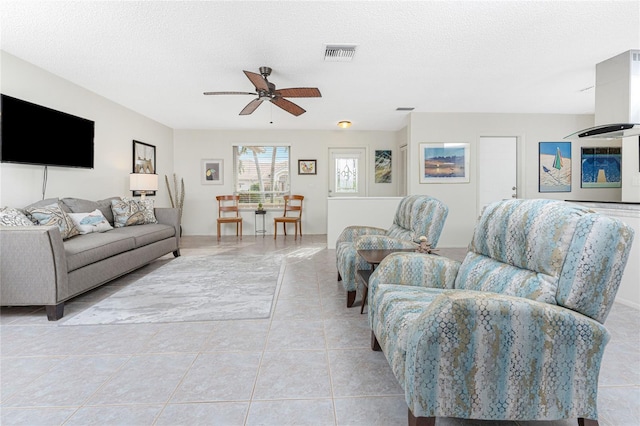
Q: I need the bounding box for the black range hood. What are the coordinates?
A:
[564,123,640,140]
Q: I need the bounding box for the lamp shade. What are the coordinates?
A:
[129,173,158,191]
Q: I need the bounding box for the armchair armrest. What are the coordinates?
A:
[154,208,181,253]
[404,290,608,420]
[355,235,417,250]
[336,225,387,248]
[0,225,69,305]
[369,252,461,291]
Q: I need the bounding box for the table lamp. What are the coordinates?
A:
[129,173,158,200]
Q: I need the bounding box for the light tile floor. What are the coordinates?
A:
[1,235,638,426]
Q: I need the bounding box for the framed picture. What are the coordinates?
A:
[581,147,621,188]
[201,159,223,185]
[132,140,156,196]
[419,143,470,183]
[375,150,392,183]
[539,142,571,192]
[298,159,317,175]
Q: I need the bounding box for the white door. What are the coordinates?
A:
[478,137,518,216]
[328,148,367,197]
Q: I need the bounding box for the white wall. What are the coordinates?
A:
[621,136,640,202]
[0,51,173,208]
[172,129,398,236]
[407,112,601,246]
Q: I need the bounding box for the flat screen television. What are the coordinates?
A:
[0,94,94,169]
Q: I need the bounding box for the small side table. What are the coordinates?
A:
[255,210,267,236]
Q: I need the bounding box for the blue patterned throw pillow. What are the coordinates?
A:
[24,203,79,239]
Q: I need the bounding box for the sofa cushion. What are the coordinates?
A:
[25,203,80,240]
[108,223,175,248]
[64,231,136,272]
[0,207,35,226]
[61,196,120,225]
[454,252,558,305]
[67,209,114,235]
[23,198,67,212]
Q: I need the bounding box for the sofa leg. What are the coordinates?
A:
[371,331,381,351]
[347,290,356,307]
[578,418,599,426]
[173,249,181,257]
[408,409,435,426]
[46,303,64,321]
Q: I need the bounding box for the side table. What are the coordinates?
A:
[255,210,267,236]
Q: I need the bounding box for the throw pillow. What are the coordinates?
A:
[0,207,35,226]
[68,209,114,234]
[111,199,146,228]
[123,197,158,224]
[25,203,80,240]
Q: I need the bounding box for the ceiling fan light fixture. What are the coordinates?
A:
[337,120,352,129]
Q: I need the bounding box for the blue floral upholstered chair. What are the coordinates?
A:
[335,195,448,307]
[367,199,635,426]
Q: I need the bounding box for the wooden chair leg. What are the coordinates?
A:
[408,409,435,426]
[578,418,599,426]
[371,331,381,351]
[273,221,277,239]
[347,290,356,307]
[239,221,242,239]
[217,222,220,241]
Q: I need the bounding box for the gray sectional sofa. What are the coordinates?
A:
[0,197,181,320]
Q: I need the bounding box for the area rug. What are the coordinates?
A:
[62,254,283,325]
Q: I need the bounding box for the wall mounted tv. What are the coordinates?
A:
[1,94,94,169]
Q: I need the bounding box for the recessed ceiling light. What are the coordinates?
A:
[396,107,415,111]
[337,120,352,129]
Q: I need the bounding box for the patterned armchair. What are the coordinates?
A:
[368,199,634,426]
[335,195,448,307]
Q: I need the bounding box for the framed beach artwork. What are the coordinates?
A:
[419,143,470,183]
[201,159,223,185]
[539,142,571,192]
[374,150,392,183]
[581,147,621,188]
[132,140,156,196]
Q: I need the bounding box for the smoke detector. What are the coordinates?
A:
[324,44,357,62]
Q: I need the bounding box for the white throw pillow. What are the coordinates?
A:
[68,209,114,234]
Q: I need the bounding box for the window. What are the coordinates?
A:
[234,145,290,207]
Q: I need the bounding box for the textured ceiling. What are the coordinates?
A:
[1,1,639,131]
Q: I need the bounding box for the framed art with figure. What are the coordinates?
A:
[132,140,156,196]
[298,159,317,175]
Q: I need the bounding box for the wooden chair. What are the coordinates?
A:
[273,195,304,240]
[216,195,242,240]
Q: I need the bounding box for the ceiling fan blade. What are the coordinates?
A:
[243,71,269,91]
[203,91,256,96]
[271,97,306,116]
[275,87,322,98]
[239,99,263,115]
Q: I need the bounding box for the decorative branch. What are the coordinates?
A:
[165,173,184,225]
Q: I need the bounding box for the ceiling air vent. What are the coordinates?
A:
[324,44,357,62]
[396,107,415,111]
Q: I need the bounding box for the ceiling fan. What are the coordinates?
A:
[203,66,321,116]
